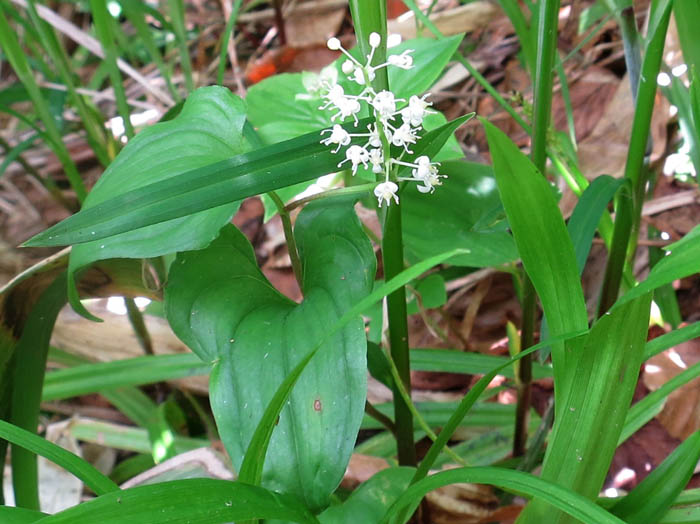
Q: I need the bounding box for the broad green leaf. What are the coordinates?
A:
[611,430,700,524]
[660,506,700,523]
[618,225,700,306]
[247,73,331,143]
[521,293,652,524]
[165,200,375,511]
[319,467,414,524]
[482,118,587,391]
[65,86,248,318]
[0,506,46,523]
[34,479,318,524]
[382,467,625,524]
[402,160,517,268]
[406,273,446,314]
[237,246,468,503]
[387,36,463,100]
[0,420,119,496]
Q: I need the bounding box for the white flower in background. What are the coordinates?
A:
[317,33,447,205]
[374,181,399,206]
[389,123,418,152]
[321,124,351,152]
[368,148,384,174]
[338,144,370,175]
[401,94,435,128]
[387,50,414,69]
[372,90,400,120]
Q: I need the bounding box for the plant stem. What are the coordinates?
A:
[597,1,671,316]
[512,0,560,459]
[381,202,417,466]
[268,190,303,290]
[124,298,154,355]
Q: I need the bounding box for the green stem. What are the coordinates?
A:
[597,1,671,316]
[364,401,396,435]
[268,191,303,290]
[381,201,416,466]
[124,298,154,355]
[513,0,560,459]
[216,0,244,86]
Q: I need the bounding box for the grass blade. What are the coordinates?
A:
[0,420,119,496]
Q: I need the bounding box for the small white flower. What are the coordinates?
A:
[374,181,399,206]
[327,37,342,51]
[401,94,435,128]
[372,90,398,120]
[387,50,414,69]
[342,60,356,75]
[412,156,444,193]
[332,97,362,124]
[369,32,381,48]
[367,124,382,148]
[368,148,384,173]
[391,123,418,152]
[338,145,370,175]
[320,124,351,152]
[351,66,375,85]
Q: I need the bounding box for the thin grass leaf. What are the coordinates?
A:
[216,0,243,86]
[89,0,134,139]
[644,321,700,360]
[23,117,371,248]
[611,430,700,524]
[42,354,207,402]
[0,4,86,202]
[620,358,700,445]
[382,467,625,524]
[0,420,119,496]
[167,0,194,93]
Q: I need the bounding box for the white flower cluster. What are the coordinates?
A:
[318,33,446,207]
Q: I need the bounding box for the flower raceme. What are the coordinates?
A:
[318,33,445,206]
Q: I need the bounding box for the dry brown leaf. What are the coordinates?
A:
[643,336,700,439]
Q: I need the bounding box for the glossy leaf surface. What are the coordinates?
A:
[35,479,318,524]
[165,200,375,511]
[63,86,248,317]
[402,160,517,268]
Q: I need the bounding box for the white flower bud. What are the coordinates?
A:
[342,60,355,75]
[369,32,381,48]
[327,37,341,50]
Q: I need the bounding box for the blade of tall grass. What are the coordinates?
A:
[0,4,86,203]
[89,0,134,139]
[0,420,120,496]
[121,0,180,101]
[383,467,625,524]
[9,274,66,510]
[216,0,244,86]
[598,0,672,315]
[167,0,194,93]
[611,430,700,524]
[25,0,110,167]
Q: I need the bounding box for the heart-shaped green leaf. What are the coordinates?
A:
[66,86,249,318]
[402,160,517,268]
[164,199,375,511]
